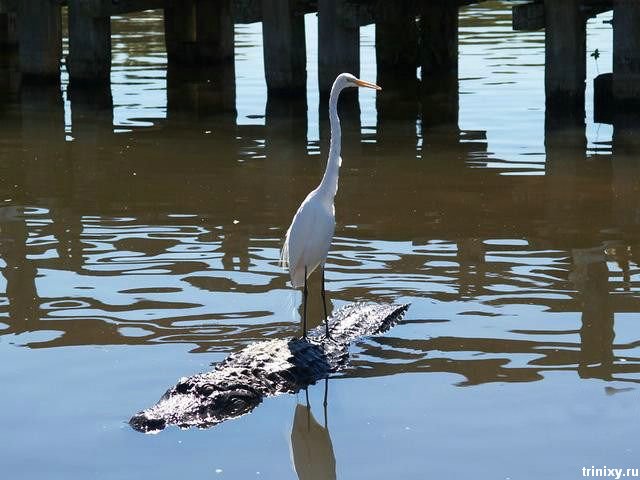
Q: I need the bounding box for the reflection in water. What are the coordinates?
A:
[291,383,336,480]
[0,55,639,383]
[1,86,639,378]
[571,247,614,380]
[0,4,639,479]
[167,65,236,119]
[0,46,19,97]
[0,206,38,331]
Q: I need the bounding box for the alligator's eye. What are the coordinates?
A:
[197,384,214,396]
[227,396,249,414]
[215,389,260,416]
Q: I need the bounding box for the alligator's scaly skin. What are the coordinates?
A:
[130,302,409,432]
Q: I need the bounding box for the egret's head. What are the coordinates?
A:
[336,73,382,91]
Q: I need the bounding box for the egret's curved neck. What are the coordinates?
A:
[317,81,344,201]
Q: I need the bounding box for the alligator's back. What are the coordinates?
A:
[130,302,409,432]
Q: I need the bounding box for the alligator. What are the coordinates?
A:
[130,302,409,433]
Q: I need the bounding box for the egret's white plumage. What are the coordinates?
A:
[281,73,381,336]
[282,190,336,287]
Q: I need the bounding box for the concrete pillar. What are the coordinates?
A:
[164,1,197,64]
[419,0,459,128]
[420,1,457,92]
[0,11,19,94]
[165,0,234,65]
[613,0,640,104]
[318,0,359,96]
[164,0,235,113]
[261,0,307,95]
[194,0,234,64]
[593,72,613,125]
[68,0,112,85]
[17,0,62,81]
[512,2,545,30]
[376,0,418,85]
[0,11,17,48]
[375,0,418,129]
[543,0,586,118]
[375,0,419,164]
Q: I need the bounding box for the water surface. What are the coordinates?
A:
[1,3,639,479]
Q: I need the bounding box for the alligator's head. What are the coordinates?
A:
[129,378,263,433]
[129,337,331,433]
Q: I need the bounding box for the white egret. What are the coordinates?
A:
[281,73,381,339]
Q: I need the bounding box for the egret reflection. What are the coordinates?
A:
[291,382,335,480]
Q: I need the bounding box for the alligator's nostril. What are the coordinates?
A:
[129,413,166,433]
[175,382,190,394]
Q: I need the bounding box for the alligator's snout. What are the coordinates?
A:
[129,383,264,433]
[129,413,167,433]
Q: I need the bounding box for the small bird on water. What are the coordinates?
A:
[280,73,381,340]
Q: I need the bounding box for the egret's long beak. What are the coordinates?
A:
[354,78,382,90]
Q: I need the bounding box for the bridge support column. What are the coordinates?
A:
[164,0,234,66]
[0,11,17,48]
[318,0,359,97]
[17,0,62,82]
[164,0,235,113]
[375,1,418,150]
[68,0,112,85]
[376,1,417,86]
[544,0,586,124]
[262,0,307,96]
[376,0,418,112]
[164,0,197,63]
[419,0,458,128]
[193,0,234,64]
[613,0,640,105]
[0,10,18,94]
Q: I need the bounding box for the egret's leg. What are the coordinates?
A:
[321,267,330,339]
[305,387,311,430]
[302,266,308,339]
[323,377,329,428]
